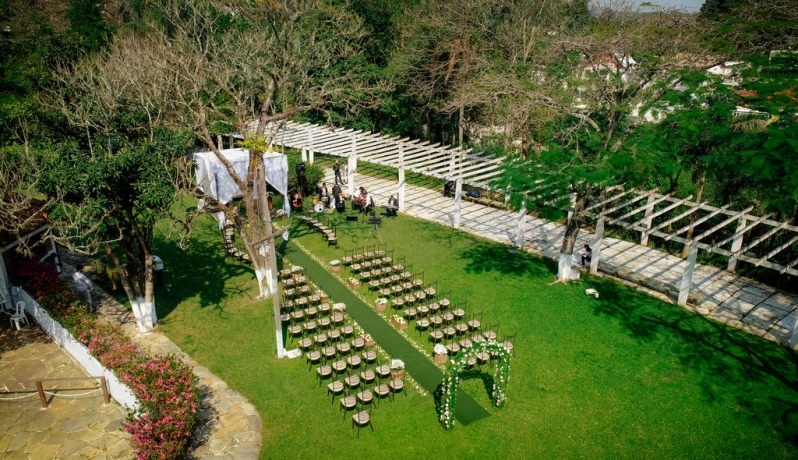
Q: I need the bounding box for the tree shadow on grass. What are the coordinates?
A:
[153,226,252,321]
[458,241,557,278]
[585,276,798,447]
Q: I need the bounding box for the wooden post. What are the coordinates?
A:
[516,201,527,248]
[216,134,223,151]
[590,218,604,275]
[36,380,47,409]
[677,244,698,306]
[727,216,746,272]
[640,194,655,246]
[453,179,463,229]
[100,376,110,404]
[398,144,405,211]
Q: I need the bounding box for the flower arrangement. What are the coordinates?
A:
[330,260,341,273]
[291,265,303,273]
[330,260,341,266]
[390,359,405,370]
[374,297,388,312]
[438,340,512,430]
[332,303,346,311]
[347,277,360,285]
[390,315,408,329]
[433,344,447,355]
[18,261,198,459]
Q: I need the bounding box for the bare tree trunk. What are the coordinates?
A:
[458,105,464,146]
[681,169,705,258]
[105,243,154,332]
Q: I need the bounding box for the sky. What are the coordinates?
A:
[629,0,706,12]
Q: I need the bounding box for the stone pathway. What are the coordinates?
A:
[57,252,262,459]
[0,322,133,459]
[327,169,798,348]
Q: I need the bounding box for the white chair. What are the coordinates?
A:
[11,301,28,330]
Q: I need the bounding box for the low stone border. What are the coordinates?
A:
[57,252,262,459]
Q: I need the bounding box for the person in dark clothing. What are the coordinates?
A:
[580,244,593,267]
[333,160,342,185]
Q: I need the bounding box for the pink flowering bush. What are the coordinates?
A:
[18,261,198,459]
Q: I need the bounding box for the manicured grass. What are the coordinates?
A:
[153,208,798,459]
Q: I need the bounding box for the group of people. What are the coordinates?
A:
[354,186,375,213]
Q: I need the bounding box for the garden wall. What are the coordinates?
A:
[19,288,139,410]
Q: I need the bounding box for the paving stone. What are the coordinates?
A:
[707,307,743,326]
[743,304,790,329]
[719,297,758,315]
[105,439,132,458]
[230,444,261,460]
[26,442,62,459]
[6,432,30,452]
[0,435,12,452]
[55,440,86,459]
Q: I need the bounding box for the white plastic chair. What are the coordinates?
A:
[11,301,28,330]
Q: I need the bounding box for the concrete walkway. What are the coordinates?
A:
[327,169,798,348]
[0,322,133,459]
[57,252,262,459]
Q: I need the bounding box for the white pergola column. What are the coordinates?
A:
[308,132,315,164]
[677,244,698,306]
[398,144,406,211]
[301,147,308,163]
[727,216,747,272]
[516,201,527,248]
[453,179,463,229]
[640,194,656,246]
[589,218,604,275]
[347,136,356,197]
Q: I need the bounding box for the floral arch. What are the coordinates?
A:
[438,340,512,430]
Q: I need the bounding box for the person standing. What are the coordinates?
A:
[333,160,342,185]
[153,255,164,287]
[72,265,95,312]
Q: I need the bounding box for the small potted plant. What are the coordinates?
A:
[347,277,361,290]
[363,333,375,348]
[434,344,448,364]
[390,359,405,380]
[391,315,408,330]
[330,259,341,273]
[375,298,388,313]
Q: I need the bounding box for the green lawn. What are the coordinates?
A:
[152,208,798,459]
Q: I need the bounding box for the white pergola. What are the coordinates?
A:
[521,184,798,307]
[261,121,798,313]
[262,121,503,229]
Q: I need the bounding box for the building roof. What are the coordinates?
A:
[0,198,50,252]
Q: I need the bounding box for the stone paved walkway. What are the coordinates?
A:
[0,322,133,459]
[57,252,262,459]
[327,169,798,348]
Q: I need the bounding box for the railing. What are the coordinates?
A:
[0,376,110,408]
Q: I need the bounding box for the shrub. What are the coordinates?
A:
[18,260,198,460]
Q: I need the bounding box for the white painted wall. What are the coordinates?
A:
[19,289,140,411]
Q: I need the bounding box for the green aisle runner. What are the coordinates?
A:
[281,241,491,426]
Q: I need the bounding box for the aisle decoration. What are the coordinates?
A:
[437,340,512,430]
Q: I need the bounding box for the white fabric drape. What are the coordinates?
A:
[194,148,291,216]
